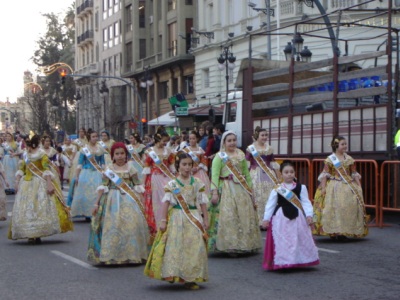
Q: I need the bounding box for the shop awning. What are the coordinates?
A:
[148,111,179,126]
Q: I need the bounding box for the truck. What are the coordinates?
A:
[225,7,397,161]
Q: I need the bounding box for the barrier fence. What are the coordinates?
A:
[277,158,381,227]
[379,161,400,227]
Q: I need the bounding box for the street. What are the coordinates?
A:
[1,189,400,300]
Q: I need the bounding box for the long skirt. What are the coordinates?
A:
[263,209,319,270]
[313,179,368,237]
[250,167,276,226]
[3,155,19,191]
[87,189,149,264]
[144,208,208,283]
[70,169,102,217]
[144,173,170,234]
[208,179,261,253]
[8,177,73,240]
[0,181,7,220]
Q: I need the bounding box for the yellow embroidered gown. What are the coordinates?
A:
[8,149,73,240]
[313,154,368,238]
[208,149,261,253]
[87,162,149,264]
[245,143,280,226]
[144,177,208,283]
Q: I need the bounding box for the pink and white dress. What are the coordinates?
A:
[262,182,319,271]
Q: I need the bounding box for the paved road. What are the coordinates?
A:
[1,189,400,300]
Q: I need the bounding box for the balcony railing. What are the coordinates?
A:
[77,0,93,16]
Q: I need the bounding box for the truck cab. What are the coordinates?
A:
[224,90,243,147]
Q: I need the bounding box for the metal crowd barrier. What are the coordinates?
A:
[379,161,400,227]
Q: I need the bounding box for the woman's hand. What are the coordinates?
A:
[320,186,326,195]
[261,220,269,230]
[159,220,167,232]
[211,193,219,206]
[47,183,55,195]
[203,219,209,231]
[92,204,99,216]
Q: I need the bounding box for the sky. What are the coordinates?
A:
[0,1,74,103]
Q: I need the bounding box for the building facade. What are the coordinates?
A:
[192,0,399,109]
[121,0,196,132]
[75,0,130,140]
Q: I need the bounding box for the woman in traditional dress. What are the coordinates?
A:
[246,127,280,227]
[0,161,9,221]
[262,160,319,270]
[144,152,208,290]
[143,131,175,235]
[41,135,61,186]
[184,131,210,196]
[128,133,146,181]
[71,129,105,220]
[8,135,73,244]
[99,130,115,167]
[2,132,20,194]
[88,142,149,264]
[208,131,261,255]
[62,136,77,184]
[313,136,368,240]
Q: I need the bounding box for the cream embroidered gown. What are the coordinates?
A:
[87,162,149,264]
[144,177,208,283]
[8,149,73,240]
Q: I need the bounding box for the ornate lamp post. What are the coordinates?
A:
[217,43,236,125]
[283,32,312,62]
[99,80,109,130]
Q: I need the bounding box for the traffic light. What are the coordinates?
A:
[141,118,148,134]
[60,70,66,85]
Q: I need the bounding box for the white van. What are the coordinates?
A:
[223,90,243,147]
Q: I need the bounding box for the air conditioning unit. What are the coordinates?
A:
[149,15,153,24]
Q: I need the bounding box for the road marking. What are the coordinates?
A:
[317,247,340,254]
[51,250,97,270]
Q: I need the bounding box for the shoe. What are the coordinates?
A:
[35,238,42,244]
[184,282,199,290]
[28,238,35,244]
[337,235,348,242]
[85,217,91,222]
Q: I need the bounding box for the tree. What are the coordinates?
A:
[29,6,76,135]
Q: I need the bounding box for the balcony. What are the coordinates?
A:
[77,0,93,17]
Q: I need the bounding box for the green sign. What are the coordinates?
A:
[175,107,189,116]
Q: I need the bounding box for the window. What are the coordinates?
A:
[159,81,168,99]
[184,75,194,94]
[108,0,113,17]
[126,42,133,71]
[168,22,177,57]
[125,5,132,32]
[172,78,178,95]
[95,12,99,31]
[139,1,145,28]
[103,60,107,73]
[108,25,113,48]
[139,39,146,59]
[109,57,113,75]
[114,21,120,45]
[114,54,119,72]
[202,69,210,88]
[103,0,107,20]
[168,0,177,11]
[103,28,108,50]
[114,0,119,13]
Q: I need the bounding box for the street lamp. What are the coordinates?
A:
[283,32,312,62]
[248,1,274,60]
[99,80,109,130]
[217,43,236,125]
[140,66,153,136]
